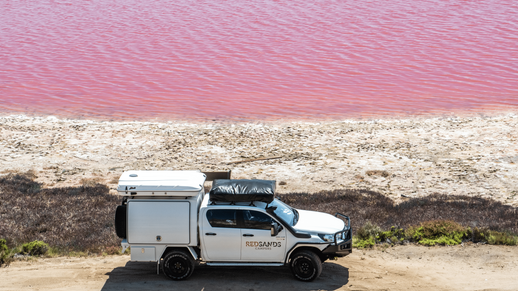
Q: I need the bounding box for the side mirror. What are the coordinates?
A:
[271,222,282,236]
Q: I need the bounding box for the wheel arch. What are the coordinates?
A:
[285,244,327,264]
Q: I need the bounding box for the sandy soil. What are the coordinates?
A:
[1,114,517,205]
[1,244,517,291]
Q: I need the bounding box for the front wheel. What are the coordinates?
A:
[161,250,195,280]
[290,250,322,281]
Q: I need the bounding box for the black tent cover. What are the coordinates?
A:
[209,179,275,203]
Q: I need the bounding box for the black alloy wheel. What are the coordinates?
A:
[161,250,195,280]
[290,250,322,281]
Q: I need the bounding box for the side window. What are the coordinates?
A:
[206,209,237,228]
[243,210,272,230]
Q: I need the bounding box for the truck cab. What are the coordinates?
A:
[115,170,352,281]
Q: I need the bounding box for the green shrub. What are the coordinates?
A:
[470,228,517,245]
[21,241,49,256]
[376,226,405,245]
[0,239,9,266]
[471,227,491,242]
[487,231,517,246]
[353,236,375,248]
[354,221,381,248]
[409,220,468,246]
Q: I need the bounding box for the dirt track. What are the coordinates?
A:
[1,244,517,291]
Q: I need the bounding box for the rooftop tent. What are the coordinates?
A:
[209,179,276,203]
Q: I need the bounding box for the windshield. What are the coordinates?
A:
[269,198,297,226]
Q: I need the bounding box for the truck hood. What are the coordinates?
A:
[293,210,345,235]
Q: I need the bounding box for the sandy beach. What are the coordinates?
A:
[1,113,517,206]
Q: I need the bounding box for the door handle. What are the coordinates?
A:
[243,234,254,237]
[205,232,217,236]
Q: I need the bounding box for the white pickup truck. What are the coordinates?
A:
[115,170,352,281]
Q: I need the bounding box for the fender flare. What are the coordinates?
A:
[160,246,199,261]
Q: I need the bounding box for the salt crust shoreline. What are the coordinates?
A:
[1,113,517,206]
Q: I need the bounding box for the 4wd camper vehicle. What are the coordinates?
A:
[114,170,352,281]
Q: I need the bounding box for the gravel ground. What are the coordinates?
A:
[1,113,517,205]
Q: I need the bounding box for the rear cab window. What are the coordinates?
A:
[206,209,237,228]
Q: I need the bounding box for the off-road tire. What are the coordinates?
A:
[290,250,322,281]
[161,250,195,280]
[114,205,127,239]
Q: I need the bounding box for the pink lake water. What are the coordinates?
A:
[1,0,517,121]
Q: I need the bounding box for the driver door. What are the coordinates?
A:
[240,210,286,262]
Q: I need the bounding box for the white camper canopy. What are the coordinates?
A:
[117,170,206,196]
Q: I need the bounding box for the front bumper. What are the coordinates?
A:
[322,213,352,257]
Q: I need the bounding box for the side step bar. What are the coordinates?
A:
[206,262,284,267]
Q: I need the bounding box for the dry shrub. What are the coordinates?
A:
[0,173,120,253]
[104,245,122,255]
[2,172,516,253]
[281,190,518,235]
[356,221,382,240]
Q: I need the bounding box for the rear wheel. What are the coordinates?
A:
[290,250,322,281]
[161,250,195,280]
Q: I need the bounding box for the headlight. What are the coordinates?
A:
[318,234,334,242]
[336,232,345,244]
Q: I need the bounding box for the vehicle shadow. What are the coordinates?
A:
[100,261,349,291]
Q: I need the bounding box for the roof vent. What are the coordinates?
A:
[129,174,138,177]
